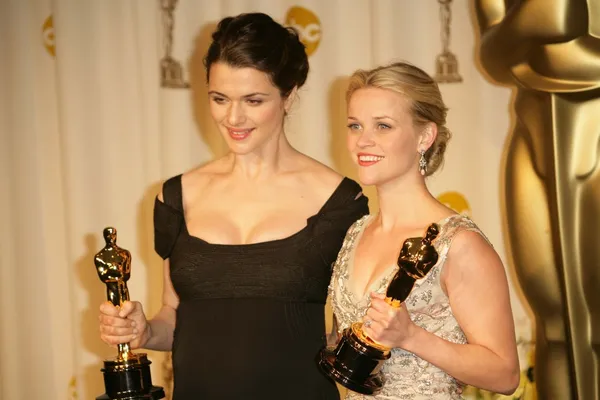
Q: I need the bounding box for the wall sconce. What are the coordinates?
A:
[160,0,190,88]
[434,0,462,83]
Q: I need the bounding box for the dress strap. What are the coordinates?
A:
[434,214,492,257]
[154,174,184,260]
[162,174,184,212]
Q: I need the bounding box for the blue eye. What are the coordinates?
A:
[377,123,391,130]
[347,123,361,130]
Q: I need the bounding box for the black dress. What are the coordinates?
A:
[153,175,369,400]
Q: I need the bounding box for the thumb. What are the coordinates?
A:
[118,301,137,317]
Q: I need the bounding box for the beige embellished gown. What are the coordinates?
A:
[329,214,488,399]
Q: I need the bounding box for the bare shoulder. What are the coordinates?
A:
[185,156,231,178]
[293,154,345,196]
[448,229,492,258]
[181,156,231,194]
[156,157,231,203]
[443,227,506,285]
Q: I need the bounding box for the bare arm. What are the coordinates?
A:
[326,314,340,347]
[365,231,519,394]
[143,190,180,351]
[402,231,520,394]
[143,258,179,351]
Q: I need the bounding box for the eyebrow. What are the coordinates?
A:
[208,91,269,98]
[347,115,397,121]
[374,115,397,121]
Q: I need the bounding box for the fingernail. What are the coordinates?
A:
[133,328,138,334]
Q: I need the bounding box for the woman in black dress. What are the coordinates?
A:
[98,12,368,399]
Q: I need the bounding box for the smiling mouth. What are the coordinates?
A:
[358,154,384,166]
[227,128,254,140]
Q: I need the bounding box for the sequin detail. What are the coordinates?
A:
[329,214,489,399]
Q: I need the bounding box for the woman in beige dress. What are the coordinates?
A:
[327,61,520,399]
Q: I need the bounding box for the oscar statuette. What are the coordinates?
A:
[473,1,600,397]
[95,227,165,400]
[317,223,440,395]
[434,0,462,84]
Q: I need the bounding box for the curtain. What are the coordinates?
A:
[0,1,529,399]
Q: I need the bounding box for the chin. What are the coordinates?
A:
[358,170,404,189]
[228,146,260,156]
[356,171,383,187]
[223,138,256,155]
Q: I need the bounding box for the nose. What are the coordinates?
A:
[227,102,246,126]
[356,129,375,148]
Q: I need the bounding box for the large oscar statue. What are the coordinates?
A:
[95,227,165,400]
[473,1,600,398]
[317,223,440,395]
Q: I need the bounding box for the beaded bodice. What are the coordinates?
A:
[329,214,487,399]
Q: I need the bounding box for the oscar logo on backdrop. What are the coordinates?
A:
[42,14,55,58]
[285,6,321,57]
[436,191,471,216]
[160,0,189,88]
[473,1,600,399]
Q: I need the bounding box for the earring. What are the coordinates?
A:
[419,150,427,176]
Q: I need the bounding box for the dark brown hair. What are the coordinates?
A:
[204,13,309,97]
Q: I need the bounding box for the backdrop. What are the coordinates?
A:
[0,1,531,399]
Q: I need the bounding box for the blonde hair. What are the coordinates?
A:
[346,61,451,176]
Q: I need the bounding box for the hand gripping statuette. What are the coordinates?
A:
[94,227,165,400]
[317,223,440,395]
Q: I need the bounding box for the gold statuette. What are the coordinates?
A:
[473,1,600,398]
[95,227,134,360]
[94,227,165,400]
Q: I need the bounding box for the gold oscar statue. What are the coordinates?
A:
[473,1,600,399]
[95,227,165,399]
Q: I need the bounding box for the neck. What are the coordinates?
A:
[228,131,296,180]
[374,173,438,231]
